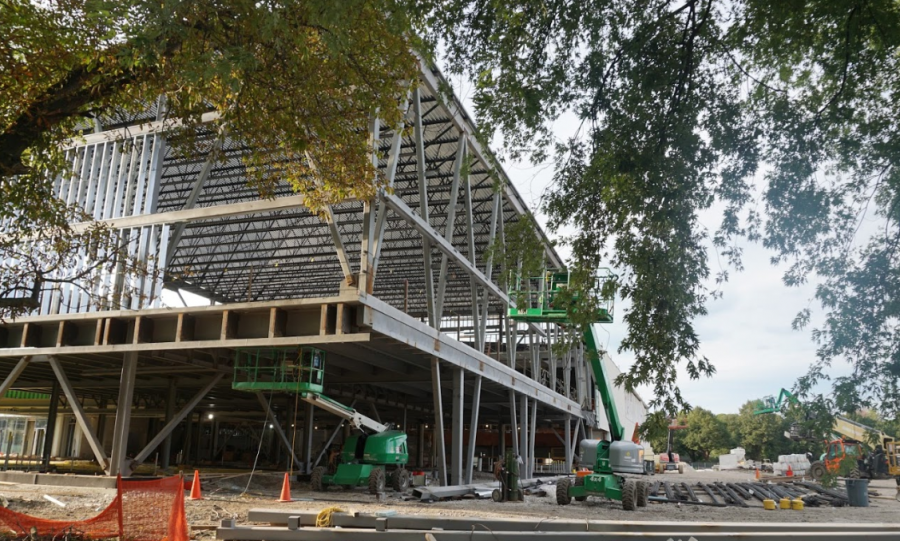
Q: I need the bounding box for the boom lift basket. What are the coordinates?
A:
[507,270,615,324]
[232,347,325,394]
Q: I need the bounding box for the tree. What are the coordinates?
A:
[679,407,728,461]
[421,0,900,415]
[1,0,416,315]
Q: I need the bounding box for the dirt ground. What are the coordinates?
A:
[0,468,897,536]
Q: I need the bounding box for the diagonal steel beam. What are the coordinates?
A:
[256,392,302,467]
[0,357,30,397]
[435,135,466,319]
[46,356,108,470]
[412,88,437,327]
[165,132,225,267]
[132,373,224,465]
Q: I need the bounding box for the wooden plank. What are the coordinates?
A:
[176,313,195,342]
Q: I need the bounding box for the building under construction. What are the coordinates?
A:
[0,65,645,485]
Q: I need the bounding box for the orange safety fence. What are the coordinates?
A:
[0,474,188,541]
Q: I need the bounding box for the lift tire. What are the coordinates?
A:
[809,461,827,481]
[574,476,587,501]
[621,479,637,511]
[556,477,573,505]
[311,466,327,492]
[369,468,386,495]
[636,480,649,507]
[392,468,411,492]
[678,464,684,474]
[491,489,503,502]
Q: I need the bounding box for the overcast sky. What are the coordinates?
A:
[451,78,844,416]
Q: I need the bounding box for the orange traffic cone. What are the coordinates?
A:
[278,472,292,502]
[189,470,203,500]
[786,465,793,477]
[755,468,760,480]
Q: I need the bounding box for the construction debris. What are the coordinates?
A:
[646,480,860,508]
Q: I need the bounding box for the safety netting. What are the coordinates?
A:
[0,474,188,541]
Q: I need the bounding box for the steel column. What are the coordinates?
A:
[508,391,519,457]
[430,358,447,486]
[518,394,528,473]
[462,162,481,350]
[529,398,537,479]
[256,392,302,468]
[450,367,464,485]
[47,356,108,470]
[160,377,177,469]
[464,375,482,484]
[133,373,224,465]
[564,414,572,472]
[109,351,137,476]
[303,401,315,473]
[41,380,60,470]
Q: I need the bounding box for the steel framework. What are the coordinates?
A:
[0,65,611,483]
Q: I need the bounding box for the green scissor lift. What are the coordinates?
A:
[232,347,410,494]
[508,270,648,511]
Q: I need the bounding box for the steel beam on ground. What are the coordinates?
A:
[0,357,30,397]
[362,296,580,415]
[449,368,463,485]
[244,509,900,534]
[464,375,481,484]
[430,358,447,486]
[46,356,108,470]
[132,373,224,466]
[256,392,302,468]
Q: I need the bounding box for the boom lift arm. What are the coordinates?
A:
[301,392,389,433]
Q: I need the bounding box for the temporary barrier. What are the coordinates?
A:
[0,474,188,541]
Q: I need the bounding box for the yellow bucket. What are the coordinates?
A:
[779,498,791,509]
[763,499,776,510]
[792,498,804,510]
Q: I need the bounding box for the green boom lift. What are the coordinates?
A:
[232,347,410,494]
[508,270,648,511]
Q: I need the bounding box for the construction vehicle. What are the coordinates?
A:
[808,416,900,483]
[232,347,410,494]
[753,390,900,484]
[509,270,648,511]
[753,388,799,415]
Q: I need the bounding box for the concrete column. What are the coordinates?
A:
[109,352,138,476]
[161,378,177,469]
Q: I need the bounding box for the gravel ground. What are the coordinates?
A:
[0,468,897,537]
